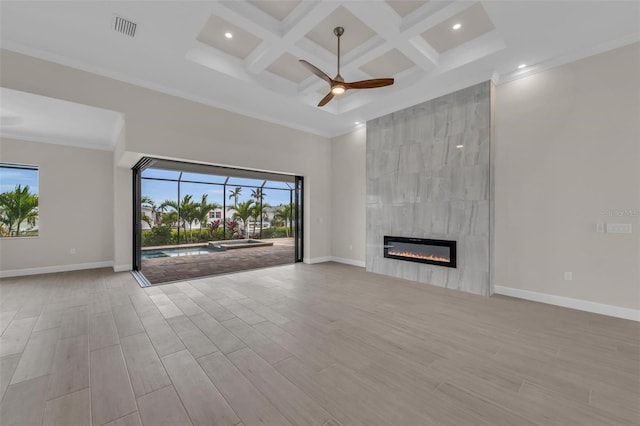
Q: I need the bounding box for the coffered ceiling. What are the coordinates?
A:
[1,1,639,142]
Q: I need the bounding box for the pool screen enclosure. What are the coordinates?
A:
[132,157,303,283]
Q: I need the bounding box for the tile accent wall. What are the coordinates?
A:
[366,81,493,295]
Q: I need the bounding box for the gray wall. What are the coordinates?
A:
[366,81,492,295]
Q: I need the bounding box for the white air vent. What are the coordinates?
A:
[113,15,137,37]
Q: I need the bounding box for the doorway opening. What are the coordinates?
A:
[132,158,303,285]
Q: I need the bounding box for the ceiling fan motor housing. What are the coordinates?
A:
[298,25,394,107]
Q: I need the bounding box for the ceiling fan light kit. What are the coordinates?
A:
[331,85,346,95]
[299,26,394,107]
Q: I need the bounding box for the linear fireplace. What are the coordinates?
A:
[384,236,457,268]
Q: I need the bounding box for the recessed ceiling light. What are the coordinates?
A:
[456,144,464,149]
[224,32,233,39]
[518,63,527,69]
[355,121,360,125]
[452,23,462,30]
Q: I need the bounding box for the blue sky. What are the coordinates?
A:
[0,165,39,195]
[0,165,292,207]
[141,168,293,208]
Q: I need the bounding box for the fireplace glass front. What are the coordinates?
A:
[383,236,457,268]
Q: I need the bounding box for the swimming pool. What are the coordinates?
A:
[141,246,222,260]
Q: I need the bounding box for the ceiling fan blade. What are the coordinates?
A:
[299,60,332,84]
[345,78,394,90]
[317,92,335,107]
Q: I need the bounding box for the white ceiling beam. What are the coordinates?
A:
[244,2,337,74]
[342,1,436,72]
[187,44,305,98]
[400,0,474,36]
[406,36,440,67]
[212,1,281,41]
[186,45,257,84]
[430,30,506,76]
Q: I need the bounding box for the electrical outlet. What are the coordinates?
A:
[564,272,572,281]
[349,245,353,251]
[70,248,76,254]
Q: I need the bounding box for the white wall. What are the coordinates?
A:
[0,138,114,275]
[112,125,134,271]
[2,43,638,316]
[330,127,366,266]
[494,42,640,313]
[0,49,333,266]
[329,43,639,317]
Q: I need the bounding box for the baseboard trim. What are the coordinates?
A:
[303,256,332,264]
[330,257,366,268]
[113,264,132,272]
[494,286,640,322]
[0,261,114,278]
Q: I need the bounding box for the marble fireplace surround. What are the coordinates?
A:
[366,81,493,296]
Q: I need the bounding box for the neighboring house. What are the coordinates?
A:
[141,205,155,230]
[208,208,223,222]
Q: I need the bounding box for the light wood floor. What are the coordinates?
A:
[0,263,638,426]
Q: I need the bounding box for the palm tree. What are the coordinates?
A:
[161,210,178,228]
[250,202,270,238]
[250,188,266,238]
[141,195,155,209]
[228,187,242,208]
[250,187,263,202]
[179,196,197,243]
[159,199,181,241]
[194,194,220,240]
[274,204,293,237]
[160,195,196,242]
[159,199,179,213]
[232,199,254,239]
[159,199,179,225]
[0,185,39,237]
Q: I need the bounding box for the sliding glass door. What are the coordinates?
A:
[132,158,303,285]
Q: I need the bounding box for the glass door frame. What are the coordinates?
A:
[132,157,304,272]
[294,176,303,262]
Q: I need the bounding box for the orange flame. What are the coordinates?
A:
[388,250,449,263]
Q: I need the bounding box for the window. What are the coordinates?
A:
[0,163,39,237]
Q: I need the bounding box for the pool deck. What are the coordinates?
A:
[141,237,295,284]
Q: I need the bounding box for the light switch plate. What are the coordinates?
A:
[606,223,632,234]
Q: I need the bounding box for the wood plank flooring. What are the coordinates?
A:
[0,263,638,425]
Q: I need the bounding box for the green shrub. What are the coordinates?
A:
[142,225,173,247]
[261,226,289,239]
[143,226,234,247]
[211,228,225,240]
[195,229,209,242]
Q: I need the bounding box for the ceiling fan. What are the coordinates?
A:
[299,26,394,107]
